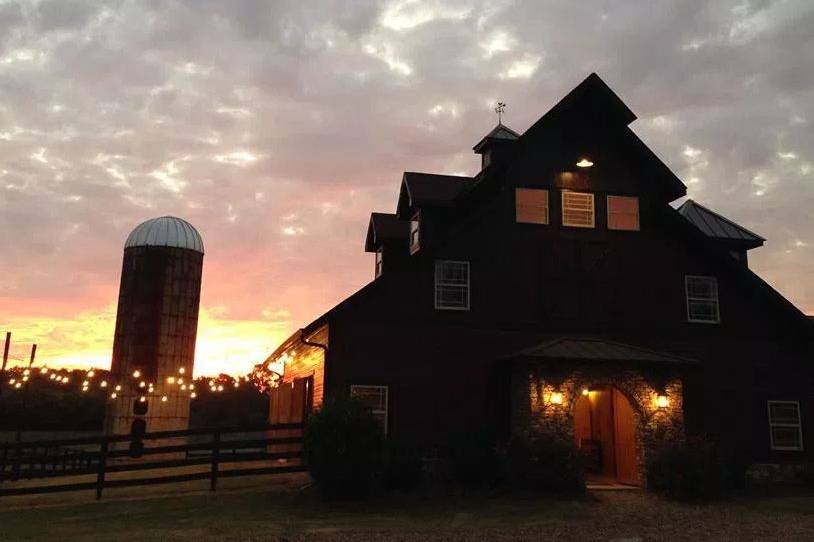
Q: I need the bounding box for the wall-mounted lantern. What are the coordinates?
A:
[576,158,594,168]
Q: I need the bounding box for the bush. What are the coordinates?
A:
[646,438,727,500]
[303,396,384,499]
[502,433,585,495]
[441,428,501,489]
[382,439,424,491]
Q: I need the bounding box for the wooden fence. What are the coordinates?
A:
[0,423,306,500]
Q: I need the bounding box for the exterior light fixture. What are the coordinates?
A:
[549,391,564,405]
[656,394,669,409]
[581,388,590,396]
[166,376,175,384]
[576,158,594,168]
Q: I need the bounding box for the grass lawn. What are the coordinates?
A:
[2,476,814,541]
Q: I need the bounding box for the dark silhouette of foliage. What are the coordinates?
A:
[646,437,727,500]
[303,396,384,499]
[502,433,585,495]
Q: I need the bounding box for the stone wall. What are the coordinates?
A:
[511,362,685,485]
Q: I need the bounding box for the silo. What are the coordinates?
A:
[106,216,204,436]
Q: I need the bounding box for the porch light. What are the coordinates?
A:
[656,394,669,409]
[576,158,593,168]
[549,392,564,405]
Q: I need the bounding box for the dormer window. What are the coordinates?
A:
[607,195,640,231]
[561,191,595,228]
[374,249,383,278]
[515,188,549,224]
[410,212,420,254]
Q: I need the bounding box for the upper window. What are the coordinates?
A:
[435,260,470,311]
[768,401,803,451]
[374,249,383,278]
[561,191,595,228]
[351,385,388,435]
[607,195,640,231]
[685,275,720,323]
[409,212,420,254]
[515,188,549,224]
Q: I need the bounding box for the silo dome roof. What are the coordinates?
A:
[125,216,204,254]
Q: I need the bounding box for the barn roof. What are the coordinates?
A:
[401,172,473,206]
[677,199,764,247]
[508,337,698,365]
[365,212,409,252]
[472,123,520,153]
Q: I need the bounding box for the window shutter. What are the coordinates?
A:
[515,188,549,224]
[562,192,595,228]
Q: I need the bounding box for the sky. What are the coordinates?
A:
[1,0,813,376]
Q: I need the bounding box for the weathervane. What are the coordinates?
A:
[495,101,506,124]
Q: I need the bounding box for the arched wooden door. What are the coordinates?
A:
[574,386,639,486]
[612,388,639,485]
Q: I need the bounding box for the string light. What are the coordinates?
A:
[87,370,95,377]
[139,396,146,403]
[190,392,197,399]
[110,392,117,399]
[132,370,141,378]
[166,376,175,384]
[14,383,21,389]
[139,381,146,388]
[114,384,121,391]
[178,367,185,375]
[100,380,108,388]
[161,395,168,402]
[23,369,30,376]
[40,367,48,374]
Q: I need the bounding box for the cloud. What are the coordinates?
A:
[2,0,814,373]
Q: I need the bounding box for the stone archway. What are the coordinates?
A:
[513,365,686,487]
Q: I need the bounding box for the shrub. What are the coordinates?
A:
[382,439,424,491]
[303,396,384,499]
[646,437,727,500]
[442,428,501,489]
[502,433,585,495]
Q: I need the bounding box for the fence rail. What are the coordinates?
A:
[0,423,306,499]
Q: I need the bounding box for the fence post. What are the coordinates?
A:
[96,438,109,500]
[12,441,21,480]
[210,430,220,492]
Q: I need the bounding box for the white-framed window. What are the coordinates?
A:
[768,400,804,451]
[374,249,383,278]
[607,195,640,231]
[515,188,549,224]
[435,260,470,311]
[561,191,595,228]
[409,212,420,254]
[351,385,388,435]
[685,275,720,323]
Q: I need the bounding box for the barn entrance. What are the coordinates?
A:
[573,385,640,486]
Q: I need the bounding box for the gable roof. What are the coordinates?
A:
[398,171,473,210]
[677,199,764,247]
[508,337,698,365]
[365,212,410,252]
[473,123,520,153]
